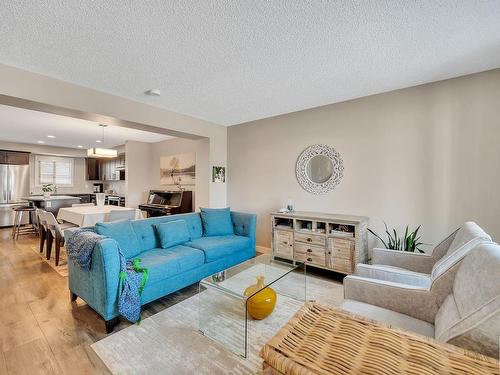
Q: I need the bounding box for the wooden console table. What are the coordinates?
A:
[271,211,368,274]
[261,302,500,375]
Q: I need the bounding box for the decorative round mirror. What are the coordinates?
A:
[296,144,344,194]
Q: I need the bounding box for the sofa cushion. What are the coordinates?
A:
[340,299,435,338]
[132,245,205,285]
[95,219,142,259]
[155,220,190,249]
[186,235,251,262]
[200,207,234,236]
[131,213,204,251]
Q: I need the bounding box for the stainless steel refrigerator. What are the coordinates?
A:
[0,164,30,227]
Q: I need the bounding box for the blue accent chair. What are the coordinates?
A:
[67,211,257,332]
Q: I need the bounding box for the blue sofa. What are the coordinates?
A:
[67,211,256,332]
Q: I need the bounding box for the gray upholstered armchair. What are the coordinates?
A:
[341,242,500,358]
[345,222,492,323]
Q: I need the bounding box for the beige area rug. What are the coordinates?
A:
[31,245,68,277]
[91,272,344,374]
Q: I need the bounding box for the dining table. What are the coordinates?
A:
[57,205,144,226]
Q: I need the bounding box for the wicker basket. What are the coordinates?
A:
[260,302,500,375]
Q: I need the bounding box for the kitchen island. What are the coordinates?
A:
[24,195,81,214]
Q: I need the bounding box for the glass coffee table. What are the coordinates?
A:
[198,254,306,358]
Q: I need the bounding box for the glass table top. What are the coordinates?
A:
[200,254,303,299]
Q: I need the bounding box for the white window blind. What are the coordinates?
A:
[36,156,74,186]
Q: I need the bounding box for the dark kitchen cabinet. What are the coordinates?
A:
[85,154,126,181]
[0,150,30,165]
[86,158,100,180]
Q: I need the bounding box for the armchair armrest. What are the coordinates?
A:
[343,275,440,323]
[355,263,431,287]
[68,238,121,320]
[372,248,435,274]
[231,211,257,241]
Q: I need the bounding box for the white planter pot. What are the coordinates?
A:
[43,192,51,199]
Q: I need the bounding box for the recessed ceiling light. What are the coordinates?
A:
[47,135,56,138]
[96,140,102,143]
[37,140,45,144]
[77,145,83,148]
[145,89,161,96]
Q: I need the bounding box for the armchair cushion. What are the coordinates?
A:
[200,207,234,236]
[341,300,435,338]
[95,219,141,259]
[343,275,440,323]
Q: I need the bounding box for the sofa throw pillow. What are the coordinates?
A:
[200,207,234,236]
[95,219,142,259]
[155,220,191,249]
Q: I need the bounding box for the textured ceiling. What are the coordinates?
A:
[1,1,500,126]
[0,105,172,149]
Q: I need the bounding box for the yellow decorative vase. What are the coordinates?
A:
[244,275,277,320]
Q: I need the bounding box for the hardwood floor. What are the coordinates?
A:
[0,228,198,375]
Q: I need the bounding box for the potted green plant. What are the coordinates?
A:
[41,184,55,199]
[368,222,427,253]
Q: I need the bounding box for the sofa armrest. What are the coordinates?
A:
[231,211,257,241]
[343,275,440,323]
[372,248,435,273]
[63,226,93,243]
[68,238,121,320]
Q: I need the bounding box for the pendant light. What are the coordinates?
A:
[87,124,118,158]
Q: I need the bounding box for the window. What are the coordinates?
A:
[36,156,74,186]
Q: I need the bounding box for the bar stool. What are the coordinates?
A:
[12,206,37,240]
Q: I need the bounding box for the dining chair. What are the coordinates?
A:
[108,209,136,222]
[36,208,48,253]
[44,212,78,266]
[72,203,95,207]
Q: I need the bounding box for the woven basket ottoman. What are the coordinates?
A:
[260,302,499,375]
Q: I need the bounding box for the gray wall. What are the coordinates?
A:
[228,69,500,250]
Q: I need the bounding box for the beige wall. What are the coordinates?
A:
[228,69,500,250]
[151,137,210,210]
[0,63,227,207]
[125,137,209,209]
[125,141,153,207]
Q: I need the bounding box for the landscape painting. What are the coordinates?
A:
[160,152,196,186]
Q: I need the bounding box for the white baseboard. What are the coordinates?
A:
[256,245,272,254]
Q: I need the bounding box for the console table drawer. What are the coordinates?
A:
[330,257,354,274]
[295,233,325,246]
[294,243,326,266]
[328,237,355,259]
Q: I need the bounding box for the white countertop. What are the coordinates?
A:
[23,195,82,201]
